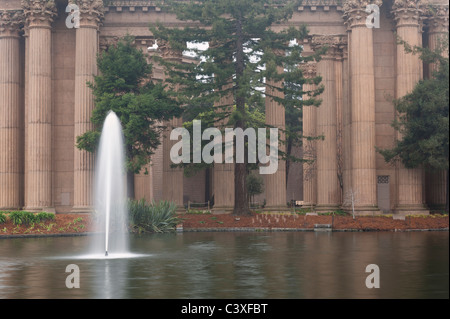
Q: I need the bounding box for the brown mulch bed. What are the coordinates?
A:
[0,214,95,236]
[0,212,448,237]
[179,212,449,232]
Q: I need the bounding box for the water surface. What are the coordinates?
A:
[0,231,448,298]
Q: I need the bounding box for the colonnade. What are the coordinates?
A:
[0,0,448,213]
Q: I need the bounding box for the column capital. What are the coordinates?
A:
[392,0,424,28]
[310,34,347,59]
[0,10,24,37]
[299,61,317,79]
[343,0,383,28]
[22,0,57,28]
[422,4,449,34]
[342,43,349,60]
[158,39,183,61]
[73,0,104,27]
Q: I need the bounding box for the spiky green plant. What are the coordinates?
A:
[128,199,180,233]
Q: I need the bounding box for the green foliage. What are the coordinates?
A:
[76,35,183,174]
[0,212,6,224]
[8,211,34,226]
[36,212,55,223]
[128,199,180,233]
[7,211,54,226]
[186,209,211,214]
[246,172,264,202]
[180,104,266,176]
[294,208,314,215]
[318,210,348,216]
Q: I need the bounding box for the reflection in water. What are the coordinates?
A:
[0,231,448,298]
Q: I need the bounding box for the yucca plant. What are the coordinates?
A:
[128,199,180,233]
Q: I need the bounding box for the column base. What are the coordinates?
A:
[212,206,234,214]
[315,204,340,213]
[0,206,22,211]
[299,203,316,213]
[427,204,446,212]
[394,204,429,216]
[344,205,381,216]
[176,205,186,213]
[263,205,289,213]
[23,207,56,214]
[71,206,94,214]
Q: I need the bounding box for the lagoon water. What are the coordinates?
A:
[0,231,448,299]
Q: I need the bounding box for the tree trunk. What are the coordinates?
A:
[285,137,292,188]
[446,169,449,213]
[233,13,250,216]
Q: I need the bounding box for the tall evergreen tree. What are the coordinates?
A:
[76,36,183,198]
[151,0,323,215]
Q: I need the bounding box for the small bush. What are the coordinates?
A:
[0,212,6,224]
[294,208,314,215]
[35,212,55,223]
[9,211,32,225]
[8,211,54,226]
[129,199,180,233]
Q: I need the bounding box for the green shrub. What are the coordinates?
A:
[9,211,32,225]
[8,211,54,226]
[294,208,314,215]
[35,212,55,223]
[129,199,180,233]
[0,212,6,224]
[318,210,349,216]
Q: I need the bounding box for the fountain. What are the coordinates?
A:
[91,111,128,257]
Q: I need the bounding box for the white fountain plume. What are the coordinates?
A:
[92,111,128,257]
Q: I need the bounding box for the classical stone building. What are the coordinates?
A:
[0,0,448,214]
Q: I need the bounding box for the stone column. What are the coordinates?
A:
[311,35,341,212]
[73,0,104,213]
[265,65,286,211]
[341,41,352,209]
[393,0,428,214]
[424,4,448,210]
[344,0,380,214]
[425,5,449,75]
[160,42,184,208]
[335,42,345,204]
[213,85,234,213]
[22,0,57,211]
[0,10,24,210]
[300,61,317,208]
